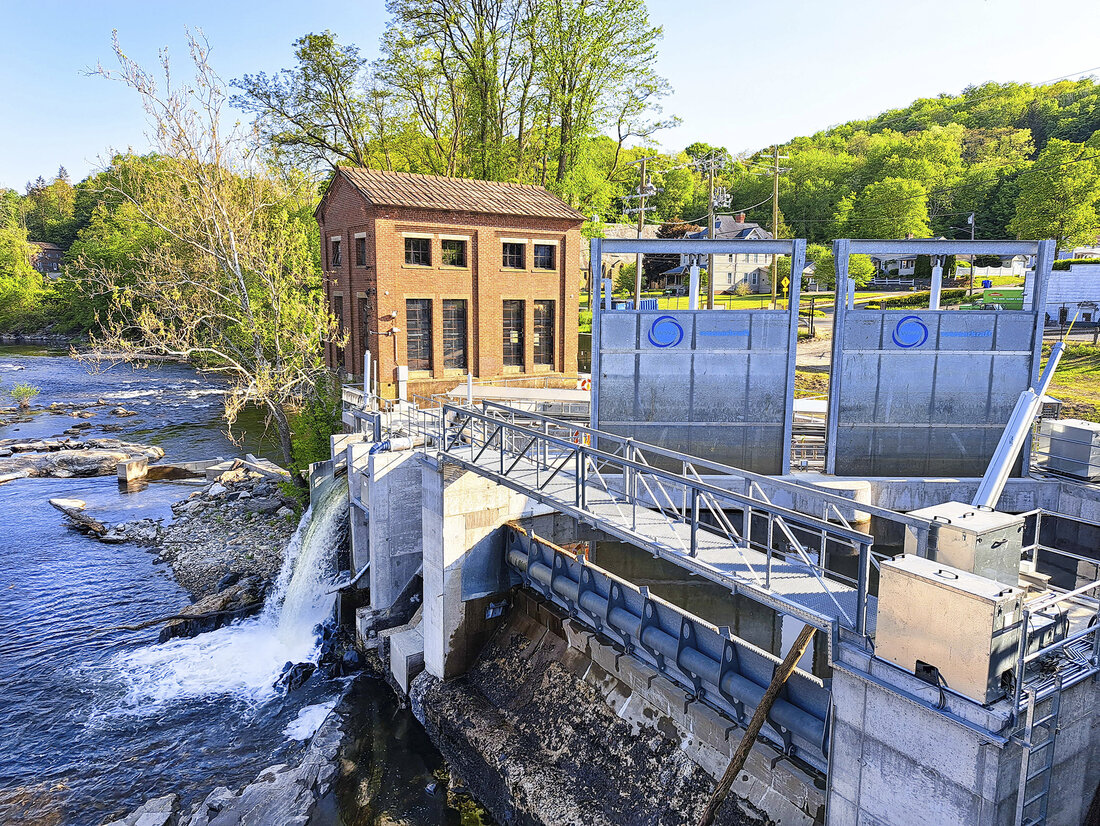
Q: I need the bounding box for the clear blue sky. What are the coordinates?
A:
[3,0,1099,189]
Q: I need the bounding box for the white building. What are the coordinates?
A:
[1024,260,1100,325]
[665,213,775,294]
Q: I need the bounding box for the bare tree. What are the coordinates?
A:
[80,31,343,469]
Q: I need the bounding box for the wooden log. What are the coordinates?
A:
[49,497,107,535]
[696,624,817,826]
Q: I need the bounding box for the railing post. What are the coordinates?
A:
[579,447,587,509]
[1013,607,1030,724]
[690,488,699,557]
[856,541,870,637]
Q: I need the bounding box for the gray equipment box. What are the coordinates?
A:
[1036,418,1100,481]
[903,501,1024,586]
[876,554,1024,704]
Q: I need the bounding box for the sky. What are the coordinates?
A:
[2,0,1100,189]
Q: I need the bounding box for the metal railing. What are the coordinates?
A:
[440,400,881,642]
[1010,509,1100,720]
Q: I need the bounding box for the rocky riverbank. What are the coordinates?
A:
[158,466,300,600]
[0,437,164,480]
[104,684,350,826]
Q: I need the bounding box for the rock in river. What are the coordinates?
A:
[0,438,164,478]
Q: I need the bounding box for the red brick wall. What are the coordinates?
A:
[317,177,581,398]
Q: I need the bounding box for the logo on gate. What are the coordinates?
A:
[647,315,684,348]
[891,315,929,348]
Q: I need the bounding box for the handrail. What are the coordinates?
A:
[463,402,872,547]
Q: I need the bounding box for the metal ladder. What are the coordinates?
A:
[1014,678,1063,826]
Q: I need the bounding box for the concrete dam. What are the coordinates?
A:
[327,237,1100,826]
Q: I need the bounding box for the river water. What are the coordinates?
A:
[0,346,475,826]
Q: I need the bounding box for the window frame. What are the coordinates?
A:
[330,237,342,269]
[502,299,525,368]
[502,242,526,270]
[533,299,555,367]
[442,299,468,371]
[405,298,433,372]
[533,243,556,271]
[355,235,367,267]
[441,238,468,269]
[404,237,432,267]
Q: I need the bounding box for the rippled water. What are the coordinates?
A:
[0,347,484,826]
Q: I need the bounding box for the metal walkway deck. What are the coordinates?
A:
[440,403,877,639]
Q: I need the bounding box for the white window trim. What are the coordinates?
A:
[402,232,434,239]
[354,232,367,239]
[532,239,559,247]
[500,237,529,245]
[440,234,470,242]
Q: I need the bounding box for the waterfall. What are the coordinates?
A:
[110,474,350,707]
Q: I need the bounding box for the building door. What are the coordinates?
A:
[357,296,372,376]
[534,300,555,368]
[406,299,433,372]
[503,300,524,369]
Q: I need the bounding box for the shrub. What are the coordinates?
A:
[871,289,968,309]
[10,382,40,411]
[1053,258,1100,271]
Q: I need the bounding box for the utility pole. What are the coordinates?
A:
[635,156,647,308]
[770,145,781,309]
[707,155,716,310]
[968,212,976,298]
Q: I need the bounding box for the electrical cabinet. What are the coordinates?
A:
[1036,418,1100,481]
[903,501,1024,586]
[876,554,1024,704]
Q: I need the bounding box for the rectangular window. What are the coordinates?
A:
[405,299,432,371]
[442,299,468,370]
[534,300,554,367]
[405,237,431,266]
[332,296,345,372]
[355,236,366,267]
[441,239,467,268]
[502,242,525,269]
[533,243,555,270]
[331,238,341,268]
[502,300,524,367]
[357,296,372,361]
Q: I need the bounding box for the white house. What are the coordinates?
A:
[665,213,775,294]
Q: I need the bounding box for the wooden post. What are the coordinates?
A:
[696,623,817,826]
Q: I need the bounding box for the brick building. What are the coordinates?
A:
[316,168,585,398]
[30,241,64,276]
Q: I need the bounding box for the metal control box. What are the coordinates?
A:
[876,555,1024,704]
[1036,418,1100,480]
[903,501,1024,586]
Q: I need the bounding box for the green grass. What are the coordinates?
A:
[1046,343,1100,422]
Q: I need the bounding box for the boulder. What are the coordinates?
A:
[110,407,138,417]
[207,482,227,497]
[275,662,316,692]
[103,793,180,826]
[158,575,265,642]
[245,497,282,515]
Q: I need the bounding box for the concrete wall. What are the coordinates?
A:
[829,651,1100,825]
[420,456,553,679]
[368,449,426,612]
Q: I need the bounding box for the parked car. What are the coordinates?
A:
[662,286,687,296]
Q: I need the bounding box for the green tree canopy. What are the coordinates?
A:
[1008,137,1100,249]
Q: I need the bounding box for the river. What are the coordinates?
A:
[0,345,478,826]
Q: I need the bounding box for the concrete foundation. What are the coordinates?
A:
[829,645,1100,826]
[367,450,425,612]
[420,456,553,680]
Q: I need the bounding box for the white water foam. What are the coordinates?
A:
[282,700,338,740]
[110,476,349,708]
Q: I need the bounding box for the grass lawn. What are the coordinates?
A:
[1046,343,1100,422]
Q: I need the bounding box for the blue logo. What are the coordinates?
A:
[647,315,684,348]
[891,315,929,348]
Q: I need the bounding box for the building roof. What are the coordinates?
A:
[30,241,63,251]
[328,168,586,222]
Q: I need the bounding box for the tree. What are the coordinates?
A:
[805,243,874,289]
[1008,137,1100,249]
[232,31,385,175]
[83,32,342,468]
[846,177,931,239]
